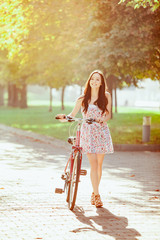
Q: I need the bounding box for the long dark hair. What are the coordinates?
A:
[82,70,108,114]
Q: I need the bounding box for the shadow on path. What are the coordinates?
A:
[71,206,141,240]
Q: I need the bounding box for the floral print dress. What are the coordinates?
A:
[80,104,114,154]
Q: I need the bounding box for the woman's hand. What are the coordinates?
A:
[55,114,67,122]
[96,112,109,125]
[96,117,104,125]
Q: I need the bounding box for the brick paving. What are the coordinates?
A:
[0,125,160,240]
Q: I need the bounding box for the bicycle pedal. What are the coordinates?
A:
[61,174,66,180]
[55,188,64,194]
[80,169,87,176]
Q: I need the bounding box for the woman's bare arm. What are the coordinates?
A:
[55,95,84,121]
[68,96,84,117]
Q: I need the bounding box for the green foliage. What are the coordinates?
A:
[0,0,32,58]
[119,0,160,11]
[0,0,92,88]
[74,0,160,88]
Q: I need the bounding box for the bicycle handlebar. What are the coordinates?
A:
[55,115,66,120]
[55,115,97,124]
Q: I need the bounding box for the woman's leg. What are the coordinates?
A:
[87,153,99,195]
[97,154,105,185]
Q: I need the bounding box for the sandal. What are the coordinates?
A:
[95,194,103,208]
[91,192,95,205]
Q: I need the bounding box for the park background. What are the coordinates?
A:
[0,0,160,146]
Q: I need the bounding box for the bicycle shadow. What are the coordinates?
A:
[71,206,141,240]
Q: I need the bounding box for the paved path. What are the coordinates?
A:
[0,125,160,240]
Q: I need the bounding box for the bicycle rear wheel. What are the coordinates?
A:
[68,151,81,210]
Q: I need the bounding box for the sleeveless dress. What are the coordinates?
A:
[80,104,114,154]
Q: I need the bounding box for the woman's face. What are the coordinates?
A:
[89,73,102,89]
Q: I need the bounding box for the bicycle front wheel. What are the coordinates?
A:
[68,151,81,210]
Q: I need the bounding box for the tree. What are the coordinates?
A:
[74,0,160,108]
[0,0,93,108]
[119,0,160,11]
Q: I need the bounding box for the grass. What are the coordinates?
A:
[0,105,159,144]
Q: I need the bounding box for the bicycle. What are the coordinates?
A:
[55,115,96,210]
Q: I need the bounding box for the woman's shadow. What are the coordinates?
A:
[71,206,141,240]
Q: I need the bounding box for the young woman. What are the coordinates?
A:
[56,70,114,208]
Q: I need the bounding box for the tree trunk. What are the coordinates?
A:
[19,84,27,108]
[61,86,65,110]
[8,83,19,107]
[8,83,12,106]
[0,85,4,106]
[114,82,117,113]
[49,87,52,112]
[13,85,19,107]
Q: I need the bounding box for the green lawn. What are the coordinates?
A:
[0,105,159,144]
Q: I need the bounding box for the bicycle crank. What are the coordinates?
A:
[55,188,64,194]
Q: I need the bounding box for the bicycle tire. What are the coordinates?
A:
[68,151,81,210]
